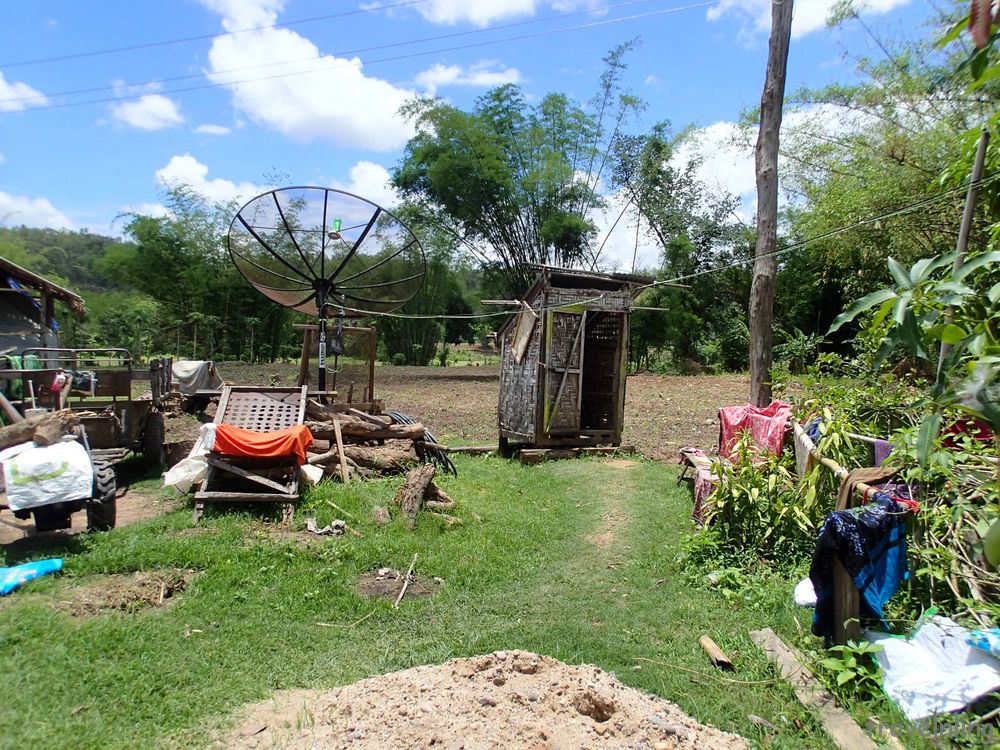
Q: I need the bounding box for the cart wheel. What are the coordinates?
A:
[143,411,166,467]
[86,459,117,532]
[32,503,73,532]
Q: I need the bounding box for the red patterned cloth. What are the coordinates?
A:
[213,423,313,465]
[718,400,791,460]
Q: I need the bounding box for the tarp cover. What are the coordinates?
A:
[0,438,93,510]
[171,360,224,395]
[213,423,312,465]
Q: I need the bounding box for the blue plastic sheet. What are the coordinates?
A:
[0,558,63,595]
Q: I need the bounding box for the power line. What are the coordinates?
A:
[334,171,1000,321]
[3,2,716,113]
[2,0,670,107]
[0,0,432,69]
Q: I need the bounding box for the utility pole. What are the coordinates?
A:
[749,0,793,407]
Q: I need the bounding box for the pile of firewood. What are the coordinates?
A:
[304,400,425,482]
[390,464,460,529]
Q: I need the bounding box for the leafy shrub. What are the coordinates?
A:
[817,640,885,702]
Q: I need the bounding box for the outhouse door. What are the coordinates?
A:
[543,309,586,434]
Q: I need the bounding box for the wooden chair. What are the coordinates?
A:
[193,385,308,524]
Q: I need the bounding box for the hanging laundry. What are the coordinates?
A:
[836,466,898,508]
[873,438,893,467]
[793,428,816,479]
[718,400,791,460]
[809,492,909,640]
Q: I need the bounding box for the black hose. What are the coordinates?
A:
[388,411,457,476]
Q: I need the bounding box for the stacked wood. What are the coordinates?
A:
[390,465,461,530]
[0,409,80,451]
[306,419,424,442]
[307,443,417,482]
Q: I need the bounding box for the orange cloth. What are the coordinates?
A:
[213,423,313,465]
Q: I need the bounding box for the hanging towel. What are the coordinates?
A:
[212,423,313,465]
[836,466,898,509]
[718,400,791,460]
[793,429,816,479]
[873,439,893,467]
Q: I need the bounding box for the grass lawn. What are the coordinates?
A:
[0,456,849,749]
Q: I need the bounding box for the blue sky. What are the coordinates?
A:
[0,0,932,268]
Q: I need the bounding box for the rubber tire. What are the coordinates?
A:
[32,503,74,532]
[143,411,166,468]
[86,459,117,532]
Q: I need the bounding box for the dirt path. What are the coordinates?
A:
[0,486,175,555]
[584,459,640,550]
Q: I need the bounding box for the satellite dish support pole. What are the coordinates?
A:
[317,284,328,394]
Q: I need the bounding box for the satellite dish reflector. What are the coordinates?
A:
[228,186,425,317]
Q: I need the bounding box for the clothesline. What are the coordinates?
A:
[791,419,886,501]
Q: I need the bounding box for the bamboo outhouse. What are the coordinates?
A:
[497,266,648,455]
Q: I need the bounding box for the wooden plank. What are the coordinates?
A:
[206,456,294,495]
[750,628,878,750]
[193,491,298,502]
[0,391,23,423]
[332,420,350,485]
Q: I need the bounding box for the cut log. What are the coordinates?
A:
[426,481,454,505]
[394,464,436,530]
[305,399,384,422]
[307,419,425,442]
[0,409,80,451]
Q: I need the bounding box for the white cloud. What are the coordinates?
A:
[199,1,416,150]
[124,202,172,219]
[671,105,868,223]
[0,153,5,164]
[0,191,75,229]
[0,72,48,112]
[194,123,231,135]
[707,0,912,39]
[198,0,285,31]
[414,61,522,95]
[155,154,264,205]
[413,0,538,26]
[111,94,184,130]
[331,161,399,209]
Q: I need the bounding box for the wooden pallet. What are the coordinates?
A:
[193,385,307,524]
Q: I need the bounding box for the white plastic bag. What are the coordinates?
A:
[163,423,216,495]
[0,439,94,511]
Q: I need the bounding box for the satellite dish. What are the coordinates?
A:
[228,186,425,390]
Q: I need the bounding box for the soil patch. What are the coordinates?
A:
[356,567,440,600]
[54,568,196,616]
[223,650,748,749]
[603,459,639,469]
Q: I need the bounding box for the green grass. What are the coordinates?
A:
[1,456,855,749]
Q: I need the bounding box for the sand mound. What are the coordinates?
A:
[223,650,748,750]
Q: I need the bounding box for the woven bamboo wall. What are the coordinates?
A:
[498,315,540,438]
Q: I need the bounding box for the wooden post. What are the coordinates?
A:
[939,125,990,372]
[749,0,794,407]
[367,326,376,402]
[297,328,312,388]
